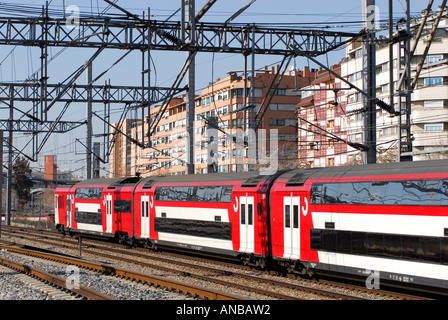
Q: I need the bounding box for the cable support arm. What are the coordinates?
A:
[1,136,35,162]
[75,138,106,163]
[92,111,144,149]
[44,46,105,113]
[103,0,184,46]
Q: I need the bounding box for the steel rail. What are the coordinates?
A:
[0,254,115,300]
[0,243,246,300]
[0,230,361,300]
[1,226,435,300]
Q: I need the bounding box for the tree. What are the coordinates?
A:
[13,157,34,209]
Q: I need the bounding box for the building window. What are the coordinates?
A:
[270,88,286,96]
[425,77,444,87]
[424,100,444,109]
[425,55,444,64]
[232,88,244,98]
[424,123,444,132]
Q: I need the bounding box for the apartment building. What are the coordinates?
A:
[298,9,448,168]
[343,9,448,163]
[110,66,317,177]
[297,65,349,168]
[109,118,139,177]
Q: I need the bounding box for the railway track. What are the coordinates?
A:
[0,225,432,300]
[0,241,244,300]
[0,251,113,300]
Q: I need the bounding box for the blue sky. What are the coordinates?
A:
[0,0,437,177]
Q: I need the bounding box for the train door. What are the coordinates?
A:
[141,195,150,238]
[67,194,72,228]
[284,195,300,259]
[239,194,254,253]
[54,194,59,225]
[106,194,113,233]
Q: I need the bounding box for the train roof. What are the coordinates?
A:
[278,159,448,186]
[74,177,141,187]
[71,160,448,189]
[72,171,268,189]
[139,170,266,184]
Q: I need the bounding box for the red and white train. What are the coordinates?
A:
[55,159,448,291]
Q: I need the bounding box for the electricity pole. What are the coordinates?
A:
[362,0,377,164]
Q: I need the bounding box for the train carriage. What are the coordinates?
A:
[134,172,276,266]
[54,185,71,232]
[269,169,317,273]
[271,160,448,289]
[104,177,141,242]
[58,178,140,239]
[54,159,448,292]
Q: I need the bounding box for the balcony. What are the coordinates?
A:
[412,108,448,124]
[412,85,448,102]
[412,131,448,148]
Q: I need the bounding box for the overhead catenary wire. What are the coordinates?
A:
[3,1,445,177]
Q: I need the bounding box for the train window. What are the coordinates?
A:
[320,229,337,252]
[401,236,419,260]
[75,210,102,225]
[441,238,448,263]
[220,186,233,202]
[383,233,401,258]
[421,237,441,263]
[382,181,403,205]
[75,187,103,200]
[248,204,253,225]
[293,205,299,228]
[114,200,131,213]
[352,182,371,204]
[310,184,324,204]
[197,185,229,202]
[285,205,290,228]
[154,185,233,202]
[350,231,367,255]
[366,233,384,256]
[311,179,448,206]
[146,202,149,217]
[404,180,442,206]
[310,229,322,250]
[241,204,246,224]
[441,181,448,205]
[311,228,448,265]
[337,183,354,204]
[154,217,232,240]
[337,230,352,254]
[57,195,64,208]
